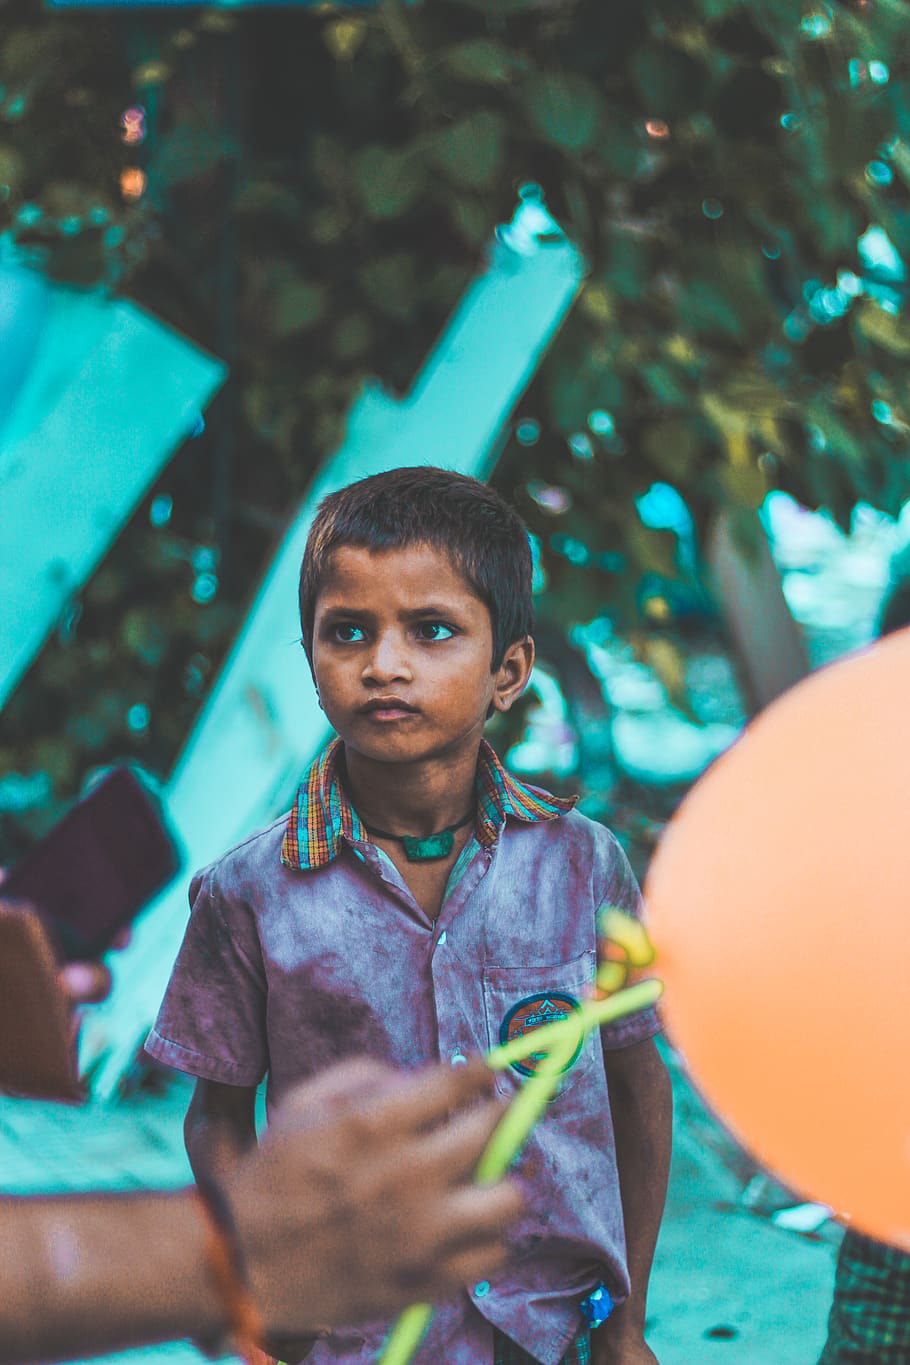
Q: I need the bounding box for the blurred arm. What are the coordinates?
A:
[0,1190,223,1364]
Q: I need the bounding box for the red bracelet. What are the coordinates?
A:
[194,1188,271,1365]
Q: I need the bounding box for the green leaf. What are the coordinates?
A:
[157,126,229,187]
[720,459,767,511]
[430,111,505,189]
[626,524,679,579]
[854,301,910,357]
[442,39,516,85]
[450,195,492,244]
[641,421,700,482]
[332,313,373,360]
[359,253,417,320]
[271,279,327,337]
[449,0,542,11]
[525,73,603,151]
[0,143,23,190]
[354,145,422,219]
[234,181,302,221]
[679,281,745,340]
[630,45,704,120]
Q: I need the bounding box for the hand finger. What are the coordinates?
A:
[431,1180,524,1253]
[354,1058,494,1136]
[270,1059,398,1132]
[59,961,111,1005]
[403,1098,511,1186]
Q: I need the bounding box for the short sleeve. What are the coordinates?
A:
[593,826,663,1052]
[144,866,268,1086]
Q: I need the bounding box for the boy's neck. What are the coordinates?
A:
[340,740,482,837]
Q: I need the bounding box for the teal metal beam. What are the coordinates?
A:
[0,255,227,710]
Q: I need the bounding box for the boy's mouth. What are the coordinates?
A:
[358,697,419,719]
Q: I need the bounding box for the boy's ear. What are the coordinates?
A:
[491,636,535,713]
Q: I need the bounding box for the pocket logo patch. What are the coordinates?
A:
[499,991,583,1077]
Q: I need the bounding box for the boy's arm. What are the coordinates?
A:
[596,1037,672,1365]
[184,1079,316,1363]
[185,1077,258,1186]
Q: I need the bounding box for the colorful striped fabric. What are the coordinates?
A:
[281,737,577,871]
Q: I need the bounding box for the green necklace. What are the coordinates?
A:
[363,810,475,861]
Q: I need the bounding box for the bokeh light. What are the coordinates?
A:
[587,409,615,437]
[120,106,146,146]
[120,167,147,201]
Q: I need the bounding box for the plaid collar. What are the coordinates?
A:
[281,737,577,871]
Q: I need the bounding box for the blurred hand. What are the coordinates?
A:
[1,865,131,1066]
[58,930,131,1007]
[1,868,131,1009]
[231,1058,522,1335]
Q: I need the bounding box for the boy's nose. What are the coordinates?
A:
[361,632,413,684]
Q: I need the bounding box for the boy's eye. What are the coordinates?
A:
[333,623,366,643]
[416,622,455,641]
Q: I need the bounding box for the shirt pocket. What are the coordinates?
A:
[482,948,597,1100]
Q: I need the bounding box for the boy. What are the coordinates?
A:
[147,467,672,1365]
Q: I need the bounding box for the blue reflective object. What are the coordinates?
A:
[800,12,832,38]
[784,311,812,343]
[515,418,540,446]
[551,533,589,566]
[636,482,692,535]
[568,431,594,461]
[866,160,894,187]
[149,494,173,528]
[127,703,150,733]
[580,1282,614,1328]
[192,572,219,604]
[808,288,849,323]
[587,409,615,437]
[858,226,906,282]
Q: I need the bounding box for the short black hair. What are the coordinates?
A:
[299,466,534,669]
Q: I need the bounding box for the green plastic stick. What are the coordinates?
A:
[376,978,663,1365]
[377,1304,434,1363]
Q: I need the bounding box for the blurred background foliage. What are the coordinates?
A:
[2,0,910,856]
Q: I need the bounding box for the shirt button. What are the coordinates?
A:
[437,930,447,945]
[450,1050,467,1066]
[474,1281,490,1298]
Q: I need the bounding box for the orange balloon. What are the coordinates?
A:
[645,627,910,1249]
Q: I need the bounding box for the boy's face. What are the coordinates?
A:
[311,543,533,766]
